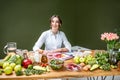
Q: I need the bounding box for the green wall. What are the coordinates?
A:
[1,0,120,58]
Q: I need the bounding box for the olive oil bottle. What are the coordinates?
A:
[41,54,48,63]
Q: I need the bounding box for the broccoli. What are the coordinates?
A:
[15,70,23,76]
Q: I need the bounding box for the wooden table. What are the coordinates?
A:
[0,58,120,80]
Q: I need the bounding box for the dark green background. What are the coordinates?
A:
[0,0,120,58]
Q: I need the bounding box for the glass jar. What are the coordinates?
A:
[109,50,118,65]
[34,51,42,64]
[107,43,114,53]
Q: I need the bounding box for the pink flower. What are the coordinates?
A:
[101,32,119,50]
[101,32,119,41]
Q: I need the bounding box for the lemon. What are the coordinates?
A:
[3,62,10,69]
[4,66,13,75]
[14,65,22,72]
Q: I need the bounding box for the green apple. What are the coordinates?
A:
[73,56,80,64]
[16,55,20,59]
[3,62,10,69]
[79,57,86,63]
[14,65,22,72]
[4,66,12,75]
[15,58,22,65]
[85,55,93,64]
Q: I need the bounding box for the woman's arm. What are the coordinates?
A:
[33,32,46,51]
[61,32,71,52]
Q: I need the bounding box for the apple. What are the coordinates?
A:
[14,65,22,72]
[16,55,21,59]
[73,56,80,64]
[79,57,86,63]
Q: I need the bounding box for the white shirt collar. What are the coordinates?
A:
[49,29,60,35]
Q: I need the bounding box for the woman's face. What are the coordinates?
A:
[50,17,60,33]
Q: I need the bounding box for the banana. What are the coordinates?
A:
[3,54,11,61]
[8,52,16,56]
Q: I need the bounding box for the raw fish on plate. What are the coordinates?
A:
[47,53,73,60]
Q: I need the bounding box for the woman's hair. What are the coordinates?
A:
[50,15,62,26]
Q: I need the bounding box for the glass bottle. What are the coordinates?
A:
[41,54,48,63]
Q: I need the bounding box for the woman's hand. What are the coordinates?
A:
[52,48,69,53]
[37,48,68,54]
[37,49,44,54]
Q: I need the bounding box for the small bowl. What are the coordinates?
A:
[49,59,64,70]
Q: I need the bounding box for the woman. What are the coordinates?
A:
[33,15,71,53]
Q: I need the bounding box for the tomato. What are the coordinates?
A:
[40,63,48,67]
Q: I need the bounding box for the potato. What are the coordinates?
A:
[83,66,89,71]
[82,65,91,71]
[79,62,86,67]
